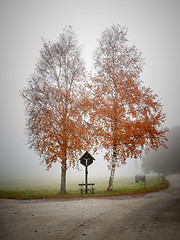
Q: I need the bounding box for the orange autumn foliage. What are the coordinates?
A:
[90,25,168,190]
[22,25,168,192]
[22,26,89,193]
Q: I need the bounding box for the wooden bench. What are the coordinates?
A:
[78,183,95,194]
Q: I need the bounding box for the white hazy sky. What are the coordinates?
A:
[0,0,180,185]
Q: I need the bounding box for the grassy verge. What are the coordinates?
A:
[0,176,169,200]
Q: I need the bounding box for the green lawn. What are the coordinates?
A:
[0,176,169,200]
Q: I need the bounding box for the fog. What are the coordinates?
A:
[142,126,180,175]
[0,0,180,187]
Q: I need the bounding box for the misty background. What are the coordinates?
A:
[142,126,180,175]
[0,0,180,187]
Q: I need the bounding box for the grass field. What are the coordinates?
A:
[0,176,169,200]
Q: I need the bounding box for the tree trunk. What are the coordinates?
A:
[108,163,116,190]
[60,162,66,193]
[107,145,117,190]
[108,97,118,191]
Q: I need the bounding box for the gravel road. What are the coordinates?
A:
[0,174,180,240]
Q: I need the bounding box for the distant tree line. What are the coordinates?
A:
[141,126,180,175]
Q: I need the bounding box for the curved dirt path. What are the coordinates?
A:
[0,174,180,240]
